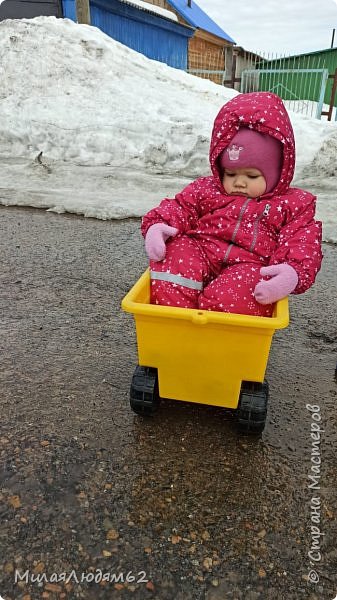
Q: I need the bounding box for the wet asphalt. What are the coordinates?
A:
[0,206,336,600]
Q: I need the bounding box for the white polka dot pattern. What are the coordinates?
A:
[141,93,323,314]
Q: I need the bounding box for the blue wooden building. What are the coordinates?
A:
[145,0,235,84]
[62,0,195,69]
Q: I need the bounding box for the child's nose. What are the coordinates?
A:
[234,175,246,187]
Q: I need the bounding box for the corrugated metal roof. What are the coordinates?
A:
[284,46,337,59]
[166,0,235,43]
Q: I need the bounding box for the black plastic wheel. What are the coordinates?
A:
[237,380,269,434]
[130,366,160,416]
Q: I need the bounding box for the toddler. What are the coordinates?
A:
[141,92,322,317]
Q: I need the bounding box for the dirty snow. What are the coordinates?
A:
[0,16,336,242]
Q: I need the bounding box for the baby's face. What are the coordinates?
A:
[222,167,267,198]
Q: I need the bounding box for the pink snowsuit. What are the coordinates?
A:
[141,92,322,316]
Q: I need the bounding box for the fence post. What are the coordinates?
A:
[329,69,337,121]
[76,0,91,24]
[320,69,337,121]
[315,69,329,119]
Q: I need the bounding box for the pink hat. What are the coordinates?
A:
[219,128,283,193]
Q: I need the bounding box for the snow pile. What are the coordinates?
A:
[0,16,235,176]
[0,17,336,242]
[304,130,337,178]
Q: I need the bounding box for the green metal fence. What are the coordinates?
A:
[240,49,337,120]
[241,67,330,119]
[186,46,337,120]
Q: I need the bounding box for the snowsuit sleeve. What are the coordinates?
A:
[269,193,322,294]
[141,179,204,237]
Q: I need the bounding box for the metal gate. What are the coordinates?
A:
[240,68,330,120]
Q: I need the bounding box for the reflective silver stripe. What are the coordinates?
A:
[224,243,233,263]
[150,270,203,290]
[231,197,251,243]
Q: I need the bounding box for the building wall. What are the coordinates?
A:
[231,49,261,91]
[92,1,190,69]
[144,0,231,84]
[188,33,227,85]
[0,0,62,20]
[62,0,193,70]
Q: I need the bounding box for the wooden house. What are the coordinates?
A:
[143,0,236,84]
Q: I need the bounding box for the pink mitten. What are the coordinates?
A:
[254,263,299,305]
[145,223,178,261]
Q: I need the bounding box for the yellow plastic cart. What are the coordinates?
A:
[122,270,289,433]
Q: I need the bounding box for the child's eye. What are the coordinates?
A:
[225,172,235,177]
[248,175,259,179]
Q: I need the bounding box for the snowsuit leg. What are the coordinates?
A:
[198,262,273,317]
[150,235,212,308]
